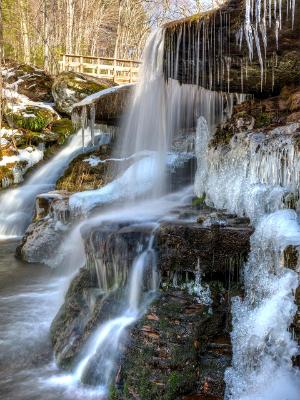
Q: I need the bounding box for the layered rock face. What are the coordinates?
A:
[164,0,300,96]
[49,205,252,398]
[48,82,300,399]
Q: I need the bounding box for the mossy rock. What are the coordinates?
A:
[52,71,116,115]
[6,106,55,132]
[50,118,75,144]
[56,145,114,192]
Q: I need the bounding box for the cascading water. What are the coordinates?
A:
[0,128,111,238]
[48,27,241,395]
[194,115,300,399]
[72,231,158,389]
[68,28,236,214]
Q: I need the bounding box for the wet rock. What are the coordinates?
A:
[116,285,237,399]
[16,218,68,263]
[16,191,71,262]
[155,220,252,282]
[55,144,118,192]
[52,72,116,115]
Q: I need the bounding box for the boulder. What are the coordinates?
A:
[117,286,234,400]
[3,63,54,102]
[16,191,71,263]
[52,72,116,115]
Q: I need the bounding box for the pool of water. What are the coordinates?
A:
[0,240,103,400]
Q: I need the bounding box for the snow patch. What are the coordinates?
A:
[0,147,44,168]
[72,83,134,109]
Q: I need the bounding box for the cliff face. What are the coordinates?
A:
[163,0,300,96]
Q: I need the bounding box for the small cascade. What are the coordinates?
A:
[225,210,300,400]
[68,229,158,391]
[194,115,300,399]
[0,128,111,239]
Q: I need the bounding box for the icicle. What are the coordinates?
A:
[89,104,96,146]
[292,0,295,28]
[279,0,282,28]
[81,106,87,148]
[253,29,264,91]
[275,18,280,49]
[241,58,244,93]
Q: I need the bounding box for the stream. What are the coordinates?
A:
[0,240,109,400]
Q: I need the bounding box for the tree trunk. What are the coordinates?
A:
[66,0,75,53]
[43,0,50,72]
[0,0,3,131]
[19,0,31,64]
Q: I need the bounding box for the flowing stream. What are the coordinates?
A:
[0,127,111,239]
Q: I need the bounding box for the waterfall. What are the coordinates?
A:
[0,128,111,239]
[72,232,157,389]
[194,117,300,399]
[68,28,236,214]
[225,210,300,400]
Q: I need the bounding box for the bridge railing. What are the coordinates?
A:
[59,54,141,84]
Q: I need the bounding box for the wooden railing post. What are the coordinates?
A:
[113,58,117,83]
[62,54,66,72]
[129,61,133,83]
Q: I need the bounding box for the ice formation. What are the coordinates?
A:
[194,114,300,399]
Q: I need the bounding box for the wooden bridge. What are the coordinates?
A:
[59,54,141,84]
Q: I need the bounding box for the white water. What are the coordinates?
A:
[0,128,111,239]
[52,28,238,393]
[194,116,300,399]
[46,186,193,394]
[73,233,157,389]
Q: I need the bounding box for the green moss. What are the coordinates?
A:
[15,130,42,147]
[192,193,206,207]
[164,368,196,400]
[254,112,274,128]
[108,385,119,400]
[17,64,36,74]
[50,118,75,144]
[7,106,54,132]
[69,79,108,95]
